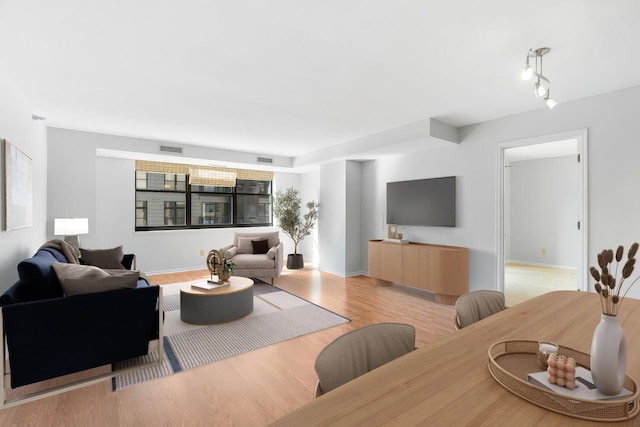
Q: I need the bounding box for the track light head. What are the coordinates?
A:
[521,47,557,108]
[544,94,557,109]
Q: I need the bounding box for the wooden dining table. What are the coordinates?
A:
[267,291,640,426]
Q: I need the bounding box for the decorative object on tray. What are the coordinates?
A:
[488,340,639,421]
[536,341,559,370]
[589,243,639,395]
[546,353,577,390]
[206,249,234,284]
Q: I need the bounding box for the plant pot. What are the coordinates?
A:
[287,254,304,270]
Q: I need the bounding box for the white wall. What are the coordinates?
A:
[0,61,48,293]
[346,161,363,275]
[317,160,363,276]
[509,155,578,268]
[362,85,640,298]
[47,128,316,274]
[298,170,320,263]
[319,161,347,275]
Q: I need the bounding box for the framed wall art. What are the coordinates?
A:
[3,139,33,231]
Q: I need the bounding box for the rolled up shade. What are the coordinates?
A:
[135,161,274,183]
[188,167,237,187]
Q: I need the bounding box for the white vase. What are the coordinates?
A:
[590,314,627,395]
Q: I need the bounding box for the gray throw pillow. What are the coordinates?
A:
[237,237,254,254]
[80,246,125,269]
[52,263,138,296]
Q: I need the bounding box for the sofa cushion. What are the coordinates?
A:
[237,237,254,254]
[80,246,125,269]
[52,263,139,296]
[251,238,270,254]
[231,254,275,269]
[17,249,65,300]
[234,231,279,250]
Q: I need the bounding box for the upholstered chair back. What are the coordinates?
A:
[313,323,415,397]
[455,290,505,330]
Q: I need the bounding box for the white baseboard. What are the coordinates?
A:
[506,260,577,271]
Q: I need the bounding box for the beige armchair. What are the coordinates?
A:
[220,231,283,284]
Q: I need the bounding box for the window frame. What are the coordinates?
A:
[135,171,273,231]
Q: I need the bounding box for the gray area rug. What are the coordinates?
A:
[112,280,349,391]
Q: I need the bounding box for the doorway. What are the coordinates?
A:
[496,129,588,306]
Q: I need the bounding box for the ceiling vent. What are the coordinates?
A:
[257,156,273,164]
[159,144,183,155]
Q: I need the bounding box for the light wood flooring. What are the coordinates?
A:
[504,262,577,307]
[0,266,456,427]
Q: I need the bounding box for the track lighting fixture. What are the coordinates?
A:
[521,47,557,109]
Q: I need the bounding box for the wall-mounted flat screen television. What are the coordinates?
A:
[386,176,456,227]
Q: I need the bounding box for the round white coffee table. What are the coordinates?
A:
[180,276,254,324]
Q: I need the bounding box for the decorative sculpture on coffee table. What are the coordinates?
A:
[206,249,227,284]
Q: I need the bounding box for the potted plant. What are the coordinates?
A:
[273,187,319,269]
[219,258,235,281]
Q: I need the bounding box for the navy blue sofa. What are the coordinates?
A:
[0,247,162,396]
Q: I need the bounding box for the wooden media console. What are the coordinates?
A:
[368,239,469,305]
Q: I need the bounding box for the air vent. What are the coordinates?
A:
[257,156,273,164]
[159,145,183,155]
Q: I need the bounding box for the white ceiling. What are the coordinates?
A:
[1,1,640,164]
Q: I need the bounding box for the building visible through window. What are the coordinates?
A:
[134,161,273,231]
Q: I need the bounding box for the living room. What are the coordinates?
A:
[2,1,640,425]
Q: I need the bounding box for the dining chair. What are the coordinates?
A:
[313,322,416,398]
[454,290,505,330]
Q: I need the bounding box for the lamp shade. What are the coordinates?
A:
[54,218,89,236]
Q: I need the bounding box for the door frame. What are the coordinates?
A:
[495,128,588,293]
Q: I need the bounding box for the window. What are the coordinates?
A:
[135,172,187,228]
[191,185,233,225]
[136,201,147,227]
[236,180,272,224]
[135,163,273,231]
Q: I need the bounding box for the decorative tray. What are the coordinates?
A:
[488,340,639,422]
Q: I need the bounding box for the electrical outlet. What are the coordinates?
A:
[200,249,205,256]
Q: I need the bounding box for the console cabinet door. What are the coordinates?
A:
[402,244,422,288]
[380,243,403,283]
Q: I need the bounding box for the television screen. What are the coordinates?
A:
[386,176,456,227]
